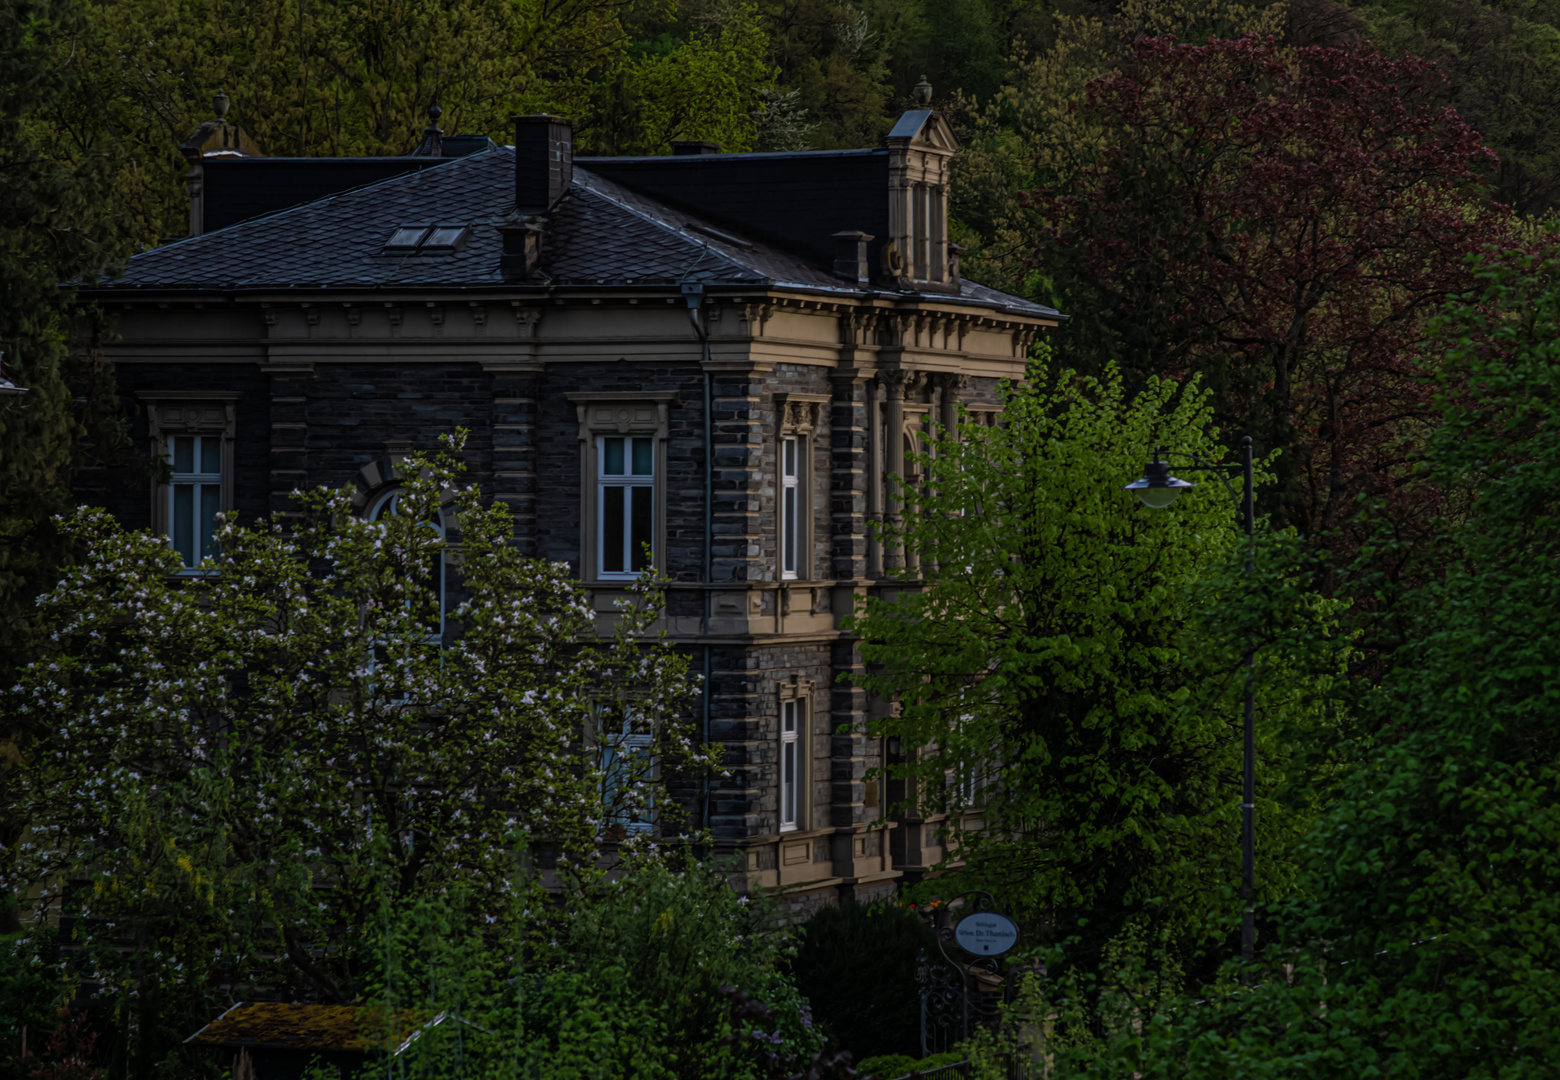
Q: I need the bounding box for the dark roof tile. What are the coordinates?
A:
[97,148,1058,320]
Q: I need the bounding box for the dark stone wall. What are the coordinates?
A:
[91,364,272,530]
[302,362,496,494]
[706,640,833,840]
[757,362,834,582]
[531,359,706,579]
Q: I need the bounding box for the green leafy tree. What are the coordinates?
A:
[848,362,1345,962]
[0,0,134,935]
[950,0,1285,289]
[49,0,692,245]
[961,246,1560,1080]
[593,2,777,154]
[347,851,821,1080]
[1347,0,1560,218]
[0,0,131,669]
[3,436,706,1027]
[756,0,892,151]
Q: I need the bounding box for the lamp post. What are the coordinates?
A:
[1124,436,1256,964]
[0,351,28,397]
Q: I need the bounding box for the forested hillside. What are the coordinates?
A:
[23,0,1560,253]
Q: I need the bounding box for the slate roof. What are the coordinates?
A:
[97,147,1058,320]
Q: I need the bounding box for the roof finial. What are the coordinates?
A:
[410,96,445,156]
[913,75,932,107]
[213,88,230,120]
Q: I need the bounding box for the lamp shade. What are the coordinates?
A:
[1123,453,1194,508]
[0,352,26,397]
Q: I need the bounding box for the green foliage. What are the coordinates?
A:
[597,4,776,154]
[3,434,706,1033]
[0,0,132,686]
[848,360,1339,959]
[47,0,784,243]
[855,1051,963,1078]
[950,245,1560,1079]
[370,853,822,1080]
[951,0,1286,289]
[789,901,938,1060]
[0,939,61,1080]
[1348,0,1560,217]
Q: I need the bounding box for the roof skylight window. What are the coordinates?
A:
[385,226,430,251]
[381,224,469,255]
[423,225,468,249]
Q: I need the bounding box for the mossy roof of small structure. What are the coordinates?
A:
[185,1003,378,1052]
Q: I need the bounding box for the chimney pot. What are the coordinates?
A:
[831,230,874,285]
[513,114,573,214]
[498,217,545,278]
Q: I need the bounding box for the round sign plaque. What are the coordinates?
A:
[953,911,1019,957]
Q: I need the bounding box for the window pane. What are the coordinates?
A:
[173,437,194,473]
[199,436,221,474]
[173,485,194,567]
[604,437,625,476]
[782,742,796,825]
[424,226,465,247]
[387,226,428,248]
[603,486,625,573]
[632,438,653,476]
[630,486,653,571]
[199,484,221,559]
[782,700,795,733]
[783,487,797,574]
[783,438,796,477]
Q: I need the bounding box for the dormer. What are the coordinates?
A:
[884,110,959,293]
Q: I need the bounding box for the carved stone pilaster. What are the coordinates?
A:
[880,369,915,572]
[933,372,969,439]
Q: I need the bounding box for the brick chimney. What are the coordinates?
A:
[513,115,573,215]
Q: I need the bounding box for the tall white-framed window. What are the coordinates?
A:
[367,486,446,643]
[567,393,673,585]
[168,434,223,570]
[774,393,826,582]
[140,394,239,575]
[780,436,800,580]
[779,697,802,831]
[597,435,655,578]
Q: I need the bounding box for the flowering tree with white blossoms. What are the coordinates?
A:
[3,434,705,1005]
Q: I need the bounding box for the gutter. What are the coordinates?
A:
[681,280,715,834]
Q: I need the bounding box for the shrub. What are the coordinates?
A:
[789,901,938,1061]
[857,1051,964,1078]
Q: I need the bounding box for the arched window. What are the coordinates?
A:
[367,487,446,643]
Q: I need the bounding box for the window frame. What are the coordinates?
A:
[777,677,814,833]
[595,434,656,580]
[567,393,675,584]
[138,392,239,575]
[774,393,827,583]
[780,435,800,581]
[167,433,224,570]
[779,697,801,831]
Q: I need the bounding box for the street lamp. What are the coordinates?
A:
[0,351,28,397]
[1124,436,1257,964]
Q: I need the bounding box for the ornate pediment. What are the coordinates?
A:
[885,110,960,156]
